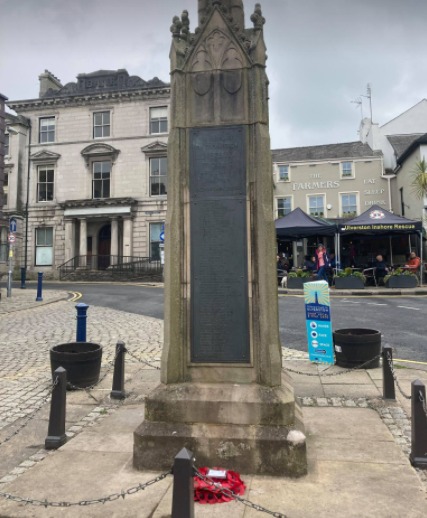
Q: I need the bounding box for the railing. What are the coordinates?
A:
[58,255,162,280]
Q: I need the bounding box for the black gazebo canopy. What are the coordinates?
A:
[338,205,422,236]
[275,207,337,238]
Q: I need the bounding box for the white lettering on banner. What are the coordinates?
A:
[364,189,385,195]
[365,200,386,206]
[292,181,340,191]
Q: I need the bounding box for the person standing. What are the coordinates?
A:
[314,244,330,282]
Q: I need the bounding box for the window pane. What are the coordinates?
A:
[36,247,53,266]
[94,126,102,138]
[279,165,289,181]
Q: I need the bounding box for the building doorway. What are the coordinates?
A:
[98,224,111,269]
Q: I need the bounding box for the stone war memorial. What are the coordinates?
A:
[134,0,307,476]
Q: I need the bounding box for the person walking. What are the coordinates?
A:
[314,244,330,282]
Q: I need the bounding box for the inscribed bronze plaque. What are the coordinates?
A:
[190,126,249,363]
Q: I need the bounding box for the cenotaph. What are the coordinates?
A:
[134,0,307,476]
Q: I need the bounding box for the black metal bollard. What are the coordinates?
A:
[35,271,43,301]
[171,448,195,518]
[382,346,396,400]
[410,379,427,469]
[110,341,126,400]
[20,267,26,289]
[45,367,67,450]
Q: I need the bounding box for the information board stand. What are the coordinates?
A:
[303,280,334,364]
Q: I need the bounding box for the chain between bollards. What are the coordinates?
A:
[282,354,382,377]
[194,469,287,517]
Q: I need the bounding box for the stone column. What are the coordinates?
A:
[79,218,87,268]
[111,217,119,265]
[123,217,133,258]
[64,220,75,263]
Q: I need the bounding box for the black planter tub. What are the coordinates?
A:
[385,275,418,288]
[333,329,381,369]
[334,276,365,290]
[50,342,103,389]
[287,277,312,289]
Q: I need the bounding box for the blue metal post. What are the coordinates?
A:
[76,303,89,342]
[35,271,43,301]
[20,267,27,289]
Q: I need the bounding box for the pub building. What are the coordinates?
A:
[272,141,419,269]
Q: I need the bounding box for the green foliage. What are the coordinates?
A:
[288,268,312,279]
[384,268,417,284]
[411,158,427,199]
[336,267,366,284]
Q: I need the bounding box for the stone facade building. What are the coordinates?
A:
[272,141,387,220]
[3,69,170,278]
[272,141,391,264]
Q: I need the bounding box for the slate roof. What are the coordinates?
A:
[386,134,424,158]
[272,141,381,163]
[396,133,427,165]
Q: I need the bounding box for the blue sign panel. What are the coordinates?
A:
[159,231,165,242]
[9,218,17,233]
[303,280,334,364]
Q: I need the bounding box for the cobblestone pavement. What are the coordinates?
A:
[0,297,163,434]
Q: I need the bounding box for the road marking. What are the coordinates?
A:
[68,291,82,302]
[394,358,427,366]
[367,302,387,306]
[397,305,420,311]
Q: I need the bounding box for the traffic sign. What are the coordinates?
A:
[9,218,17,233]
[159,231,165,242]
[8,233,16,244]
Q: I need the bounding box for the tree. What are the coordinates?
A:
[411,158,427,199]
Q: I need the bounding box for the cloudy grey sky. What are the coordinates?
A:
[1,0,427,149]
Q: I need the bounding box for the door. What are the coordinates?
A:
[98,224,111,269]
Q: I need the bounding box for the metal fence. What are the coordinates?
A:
[58,255,162,281]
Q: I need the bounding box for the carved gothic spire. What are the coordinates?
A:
[198,0,245,32]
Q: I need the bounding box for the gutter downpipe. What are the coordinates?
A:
[22,118,31,288]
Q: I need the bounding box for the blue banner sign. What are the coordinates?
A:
[303,280,334,364]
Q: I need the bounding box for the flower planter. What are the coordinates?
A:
[50,342,103,389]
[287,277,312,289]
[333,329,381,369]
[334,276,365,290]
[385,275,418,288]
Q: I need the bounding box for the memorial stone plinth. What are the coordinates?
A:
[134,0,307,476]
